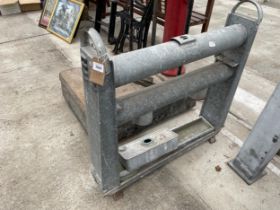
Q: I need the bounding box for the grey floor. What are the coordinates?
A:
[1,1,280,209]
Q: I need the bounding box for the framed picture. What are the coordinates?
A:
[47,0,84,43]
[39,0,57,28]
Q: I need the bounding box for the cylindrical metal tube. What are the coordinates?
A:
[116,62,233,125]
[112,24,247,87]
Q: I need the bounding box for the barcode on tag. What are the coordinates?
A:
[93,62,104,73]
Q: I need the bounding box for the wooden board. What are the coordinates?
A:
[59,68,196,140]
[59,68,148,129]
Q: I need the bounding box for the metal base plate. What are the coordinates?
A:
[119,129,178,171]
[228,160,267,185]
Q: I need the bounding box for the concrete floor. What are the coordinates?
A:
[1,0,280,209]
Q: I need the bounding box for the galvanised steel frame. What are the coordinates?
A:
[80,0,263,194]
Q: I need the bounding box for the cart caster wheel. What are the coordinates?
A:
[208,137,216,144]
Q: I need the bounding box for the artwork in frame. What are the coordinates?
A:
[47,0,84,43]
[39,0,57,28]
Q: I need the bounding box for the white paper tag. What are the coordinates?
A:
[93,62,104,73]
[209,41,216,48]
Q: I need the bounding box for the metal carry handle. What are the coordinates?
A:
[231,0,263,25]
[81,28,107,56]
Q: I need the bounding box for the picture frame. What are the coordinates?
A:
[47,0,84,43]
[39,0,57,28]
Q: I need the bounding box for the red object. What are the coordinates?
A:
[162,0,191,76]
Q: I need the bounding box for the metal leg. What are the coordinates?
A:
[119,22,129,53]
[108,0,118,44]
[113,14,126,53]
[129,0,134,51]
[81,29,120,192]
[151,0,158,45]
[200,11,261,130]
[95,0,106,32]
[137,31,142,49]
[229,84,280,184]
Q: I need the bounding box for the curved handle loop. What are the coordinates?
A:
[231,0,263,25]
[81,28,107,56]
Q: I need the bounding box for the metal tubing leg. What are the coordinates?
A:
[95,0,106,32]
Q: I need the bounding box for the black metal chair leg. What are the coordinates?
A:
[137,28,144,49]
[119,24,130,53]
[108,1,117,44]
[113,16,126,53]
[142,25,150,48]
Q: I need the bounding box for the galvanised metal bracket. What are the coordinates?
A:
[80,0,263,194]
[229,84,280,184]
[171,35,196,45]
